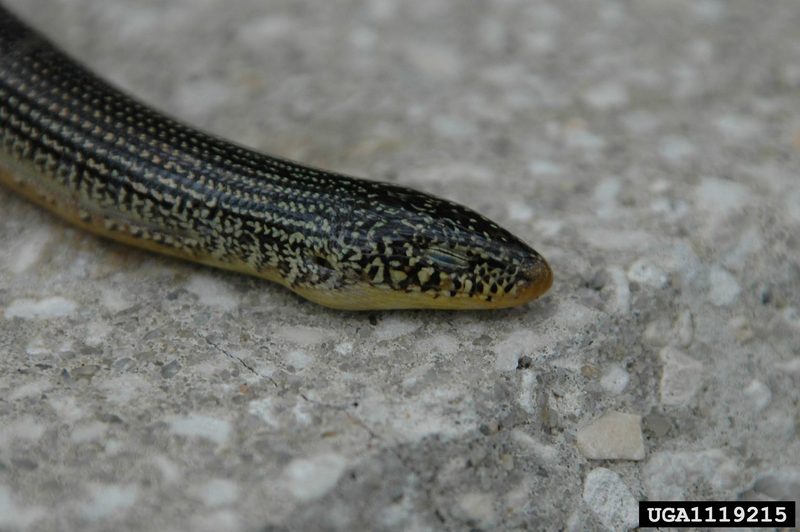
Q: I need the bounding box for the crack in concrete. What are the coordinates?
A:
[205,336,278,388]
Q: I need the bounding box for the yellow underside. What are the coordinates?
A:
[0,165,551,310]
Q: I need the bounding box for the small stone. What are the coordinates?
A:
[708,266,741,306]
[605,266,630,315]
[168,415,231,445]
[80,484,139,521]
[507,201,534,222]
[72,364,101,381]
[775,357,800,374]
[644,316,673,346]
[583,82,629,110]
[458,492,496,526]
[4,297,77,319]
[599,365,629,394]
[694,177,748,218]
[185,274,238,311]
[190,479,239,507]
[728,316,754,343]
[582,468,638,531]
[659,347,703,406]
[576,411,645,460]
[627,258,668,289]
[283,453,347,502]
[285,349,313,371]
[644,449,739,500]
[643,412,672,438]
[751,469,800,501]
[161,360,181,379]
[659,136,695,165]
[743,380,771,412]
[334,342,353,356]
[113,358,135,371]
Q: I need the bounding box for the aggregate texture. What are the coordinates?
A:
[1,1,799,531]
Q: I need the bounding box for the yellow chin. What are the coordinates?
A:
[292,264,553,311]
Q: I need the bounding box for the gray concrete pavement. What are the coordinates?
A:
[1,0,799,530]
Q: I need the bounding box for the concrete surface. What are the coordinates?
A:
[1,0,799,530]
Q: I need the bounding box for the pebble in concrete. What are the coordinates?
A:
[283,453,348,502]
[576,411,645,460]
[4,296,77,319]
[659,347,703,406]
[743,380,771,412]
[599,365,630,394]
[708,266,741,306]
[582,468,638,531]
[645,449,740,500]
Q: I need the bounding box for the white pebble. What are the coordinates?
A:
[716,114,762,142]
[373,316,421,342]
[458,492,495,526]
[599,365,629,394]
[237,16,296,48]
[775,357,800,374]
[494,330,542,371]
[605,266,630,315]
[283,453,348,502]
[622,110,659,134]
[275,325,335,347]
[743,380,771,412]
[659,347,703,406]
[185,274,238,311]
[70,421,108,444]
[167,415,231,445]
[627,259,668,288]
[173,78,232,117]
[0,485,45,529]
[576,412,645,460]
[4,296,77,319]
[782,307,800,329]
[85,321,112,348]
[659,136,695,164]
[583,82,629,110]
[707,266,740,306]
[5,228,51,274]
[563,128,605,151]
[80,484,139,521]
[190,479,239,507]
[527,160,563,176]
[100,287,133,313]
[9,380,50,401]
[593,178,621,217]
[645,449,738,500]
[334,342,354,356]
[694,177,748,216]
[404,42,463,80]
[751,469,800,501]
[507,200,534,222]
[285,349,313,371]
[517,372,537,414]
[248,397,281,429]
[190,511,240,532]
[582,468,638,531]
[511,431,559,463]
[0,416,45,447]
[410,162,492,186]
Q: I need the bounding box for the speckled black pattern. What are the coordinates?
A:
[0,5,551,308]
